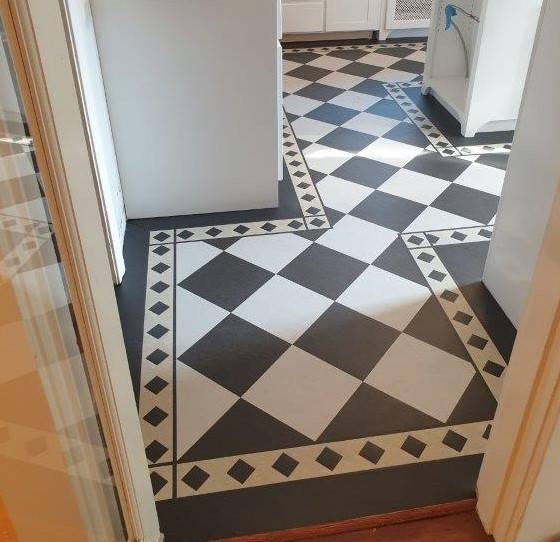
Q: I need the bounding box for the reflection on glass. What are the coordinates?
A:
[0,15,126,542]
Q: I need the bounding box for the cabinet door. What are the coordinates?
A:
[282,1,325,33]
[326,0,379,31]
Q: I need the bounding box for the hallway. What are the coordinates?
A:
[116,40,515,541]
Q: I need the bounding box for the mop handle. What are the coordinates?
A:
[446,4,480,24]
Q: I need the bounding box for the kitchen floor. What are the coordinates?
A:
[116,40,516,542]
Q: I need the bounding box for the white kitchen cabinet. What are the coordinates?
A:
[282,1,325,33]
[326,0,379,31]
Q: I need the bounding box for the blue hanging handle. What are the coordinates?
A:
[444,4,458,30]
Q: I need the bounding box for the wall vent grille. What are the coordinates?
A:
[394,0,433,21]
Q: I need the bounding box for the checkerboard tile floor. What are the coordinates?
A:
[124,41,515,539]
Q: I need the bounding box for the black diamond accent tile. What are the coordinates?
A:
[297,181,311,189]
[145,440,168,463]
[417,252,435,263]
[272,453,299,478]
[316,447,342,471]
[178,314,289,395]
[428,270,447,282]
[426,233,441,244]
[293,171,306,178]
[145,376,169,395]
[451,231,468,241]
[401,436,426,458]
[290,160,302,167]
[309,218,326,227]
[143,407,168,427]
[147,324,169,339]
[407,235,424,246]
[182,465,210,491]
[442,430,468,453]
[177,230,194,241]
[149,301,169,315]
[440,289,459,302]
[205,227,223,237]
[150,281,169,294]
[152,262,170,274]
[178,252,273,311]
[153,232,171,242]
[146,349,168,365]
[227,459,255,484]
[288,220,304,229]
[234,225,250,234]
[453,311,473,325]
[150,471,168,495]
[483,424,492,440]
[468,334,489,350]
[359,441,385,465]
[484,360,505,377]
[301,193,315,202]
[479,228,493,239]
[153,245,171,255]
[261,222,277,232]
[280,245,367,300]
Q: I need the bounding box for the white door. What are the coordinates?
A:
[326,0,380,31]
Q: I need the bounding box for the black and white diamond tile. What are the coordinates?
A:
[136,42,513,503]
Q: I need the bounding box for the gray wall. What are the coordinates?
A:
[90,0,279,218]
[483,0,560,327]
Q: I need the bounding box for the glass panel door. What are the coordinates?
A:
[0,11,126,542]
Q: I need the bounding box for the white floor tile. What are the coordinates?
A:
[337,266,431,331]
[365,334,475,422]
[283,94,322,116]
[317,71,365,90]
[176,364,238,456]
[316,175,373,213]
[307,55,352,71]
[176,242,221,281]
[404,207,482,233]
[454,162,506,196]
[226,233,312,273]
[328,90,382,112]
[176,289,228,355]
[358,138,425,167]
[406,50,427,63]
[358,52,401,68]
[303,143,353,174]
[378,169,451,205]
[233,276,332,343]
[283,75,313,94]
[373,68,418,83]
[316,215,397,263]
[283,59,302,74]
[342,112,400,137]
[243,346,360,440]
[291,117,337,143]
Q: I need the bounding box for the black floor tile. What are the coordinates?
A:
[283,51,322,64]
[350,79,390,98]
[317,127,377,153]
[306,103,360,125]
[404,152,471,181]
[296,303,400,380]
[383,122,428,148]
[332,156,399,188]
[366,99,409,121]
[339,61,382,78]
[390,58,425,74]
[295,82,345,102]
[373,237,428,287]
[432,184,499,224]
[327,49,369,61]
[287,65,332,82]
[279,244,367,299]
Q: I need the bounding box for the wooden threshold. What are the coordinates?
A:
[213,499,476,542]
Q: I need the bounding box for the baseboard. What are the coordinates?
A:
[214,499,476,542]
[282,31,373,43]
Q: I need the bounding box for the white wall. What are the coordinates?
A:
[90,0,279,219]
[483,0,560,326]
[64,0,127,282]
[516,410,560,542]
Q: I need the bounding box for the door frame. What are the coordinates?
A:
[1,1,161,540]
[476,0,560,539]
